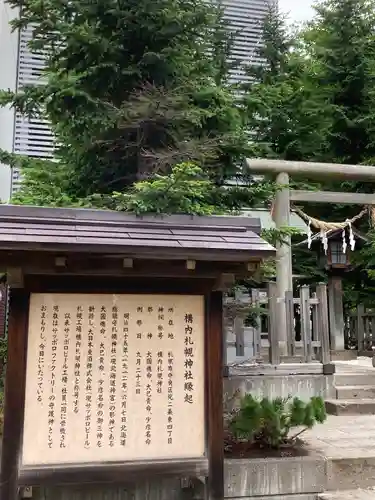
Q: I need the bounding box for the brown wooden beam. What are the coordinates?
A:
[290,190,375,205]
[23,275,216,294]
[206,291,224,500]
[6,267,24,288]
[246,158,375,181]
[0,253,255,280]
[0,289,29,500]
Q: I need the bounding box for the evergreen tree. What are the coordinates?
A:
[305,0,375,166]
[294,0,375,306]
[243,4,332,162]
[1,0,258,207]
[299,0,375,220]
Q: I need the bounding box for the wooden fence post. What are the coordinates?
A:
[300,285,312,363]
[233,289,245,358]
[267,282,280,365]
[357,304,365,351]
[316,284,330,364]
[251,289,261,358]
[233,316,245,357]
[285,290,295,357]
[311,292,319,343]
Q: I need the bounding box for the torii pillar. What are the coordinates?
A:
[273,172,293,356]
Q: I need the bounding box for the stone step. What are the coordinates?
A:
[335,373,375,387]
[319,490,375,500]
[336,385,375,399]
[327,454,375,490]
[331,349,358,361]
[235,496,316,500]
[326,399,375,415]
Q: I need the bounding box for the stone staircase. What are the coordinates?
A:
[318,362,375,499]
[325,363,375,415]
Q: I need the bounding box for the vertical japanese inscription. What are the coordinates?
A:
[59,312,71,448]
[156,351,163,394]
[84,305,95,448]
[24,294,205,466]
[120,312,129,446]
[158,306,164,340]
[73,306,83,414]
[145,350,152,445]
[97,305,106,448]
[184,313,194,405]
[37,305,47,404]
[167,351,174,444]
[109,306,118,447]
[136,351,141,395]
[167,307,174,340]
[48,305,59,449]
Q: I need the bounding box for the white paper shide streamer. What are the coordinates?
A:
[342,228,347,254]
[320,229,328,254]
[297,205,365,256]
[307,220,312,249]
[348,221,356,251]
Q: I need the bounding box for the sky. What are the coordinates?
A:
[278,0,315,23]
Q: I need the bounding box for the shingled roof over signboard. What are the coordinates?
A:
[0,205,274,261]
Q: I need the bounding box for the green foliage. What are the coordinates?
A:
[229,394,327,449]
[257,227,303,282]
[305,0,375,166]
[0,337,7,369]
[262,226,302,247]
[1,0,251,206]
[244,0,375,301]
[111,162,275,215]
[243,4,333,162]
[293,0,375,298]
[113,162,221,215]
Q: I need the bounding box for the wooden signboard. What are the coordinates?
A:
[2,280,223,500]
[0,207,275,500]
[23,293,205,465]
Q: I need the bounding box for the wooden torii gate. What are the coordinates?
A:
[246,159,375,355]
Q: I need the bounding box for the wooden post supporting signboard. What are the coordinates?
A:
[1,287,29,500]
[206,291,224,500]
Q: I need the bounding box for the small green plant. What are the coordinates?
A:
[228,394,326,449]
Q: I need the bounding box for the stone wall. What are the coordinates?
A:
[224,456,326,498]
[224,363,335,402]
[27,456,327,500]
[30,480,185,500]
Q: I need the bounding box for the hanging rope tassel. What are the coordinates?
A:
[293,205,367,231]
[291,205,367,252]
[342,227,347,254]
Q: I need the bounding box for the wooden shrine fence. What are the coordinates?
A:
[224,283,330,365]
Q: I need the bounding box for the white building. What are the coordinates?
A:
[0,0,272,200]
[221,0,274,84]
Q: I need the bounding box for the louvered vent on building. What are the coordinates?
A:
[221,0,271,84]
[12,25,55,193]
